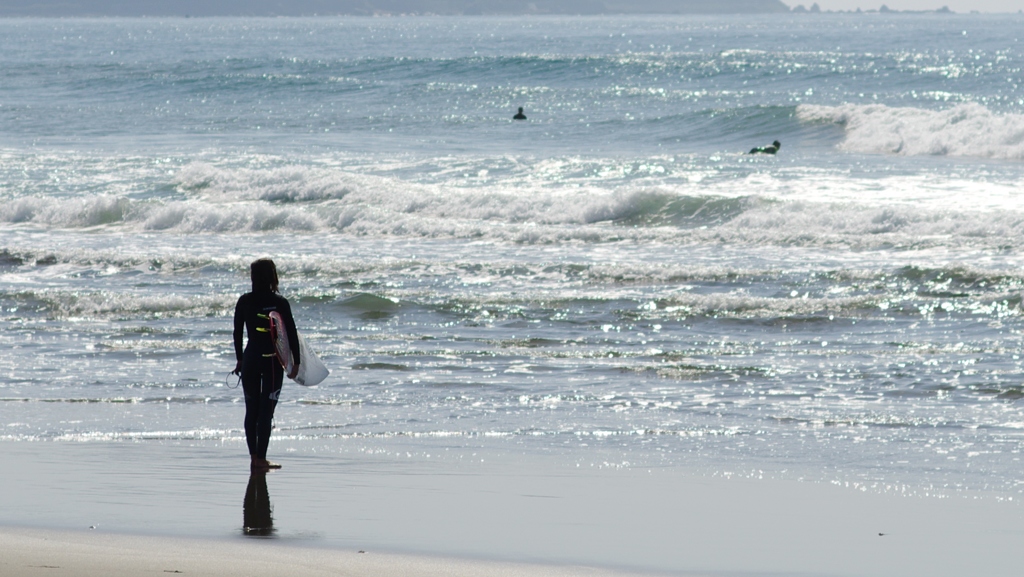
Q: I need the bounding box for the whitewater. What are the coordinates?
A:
[3,12,1024,522]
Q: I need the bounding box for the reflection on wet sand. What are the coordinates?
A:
[242,473,274,537]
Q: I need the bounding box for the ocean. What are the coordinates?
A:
[2,13,1024,558]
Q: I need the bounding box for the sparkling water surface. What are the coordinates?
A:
[2,14,1024,507]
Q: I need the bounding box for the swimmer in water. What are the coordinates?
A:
[513,107,526,120]
[749,140,781,154]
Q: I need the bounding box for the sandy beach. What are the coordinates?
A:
[0,528,665,577]
[2,440,1023,577]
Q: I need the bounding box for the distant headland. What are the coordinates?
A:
[0,0,960,16]
[0,0,789,17]
[790,3,953,13]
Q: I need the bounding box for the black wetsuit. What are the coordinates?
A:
[233,290,300,460]
[749,141,781,155]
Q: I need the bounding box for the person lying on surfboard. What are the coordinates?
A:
[749,140,781,154]
[233,258,300,472]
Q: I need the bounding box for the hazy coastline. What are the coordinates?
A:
[10,0,984,17]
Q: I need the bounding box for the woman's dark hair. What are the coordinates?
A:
[250,258,279,293]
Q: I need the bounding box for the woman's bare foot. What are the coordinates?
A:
[250,458,282,471]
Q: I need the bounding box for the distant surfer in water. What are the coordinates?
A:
[749,140,781,154]
[513,107,527,120]
[233,258,300,472]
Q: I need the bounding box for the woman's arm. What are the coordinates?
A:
[283,299,301,370]
[233,295,246,373]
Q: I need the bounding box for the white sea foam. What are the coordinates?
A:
[176,162,366,203]
[163,163,1024,249]
[798,103,1024,160]
[176,161,664,226]
[6,158,1024,251]
[25,288,236,319]
[1,195,132,227]
[52,428,237,442]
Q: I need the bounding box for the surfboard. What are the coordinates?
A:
[268,311,296,378]
[268,311,329,387]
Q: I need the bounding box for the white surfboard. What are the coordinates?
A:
[269,312,329,387]
[293,332,329,387]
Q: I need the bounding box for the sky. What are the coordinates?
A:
[809,0,1022,9]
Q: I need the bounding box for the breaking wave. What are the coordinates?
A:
[798,103,1024,160]
[4,159,1024,251]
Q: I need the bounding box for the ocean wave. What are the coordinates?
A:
[3,246,781,285]
[0,396,224,405]
[0,247,241,272]
[175,162,366,203]
[20,425,746,444]
[0,245,942,286]
[5,191,1024,252]
[4,260,1018,322]
[4,288,236,319]
[5,159,1024,250]
[51,428,238,442]
[1,195,134,227]
[798,103,1024,160]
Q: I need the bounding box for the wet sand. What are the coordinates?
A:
[1,440,1023,577]
[0,528,662,577]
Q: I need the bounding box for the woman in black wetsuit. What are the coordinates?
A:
[233,258,300,472]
